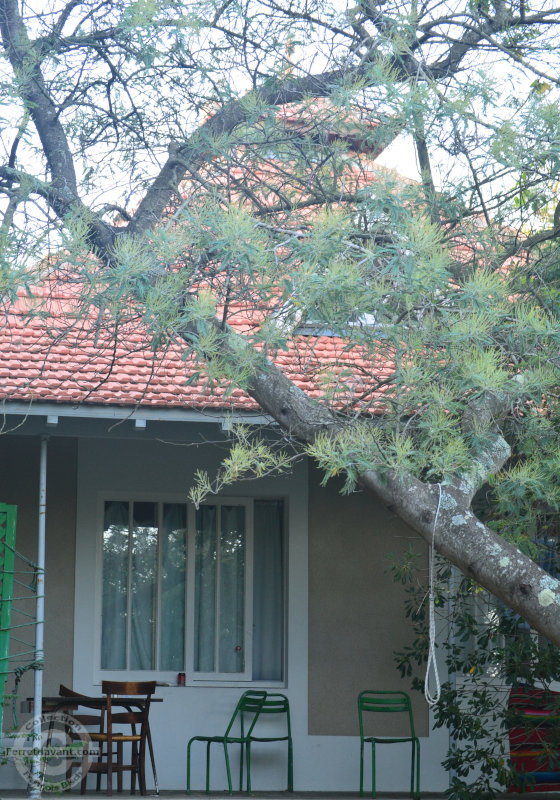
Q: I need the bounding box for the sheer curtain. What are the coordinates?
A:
[160,504,187,670]
[252,500,284,681]
[194,505,246,674]
[130,502,157,669]
[219,506,245,673]
[101,501,129,670]
[194,505,217,672]
[102,501,187,671]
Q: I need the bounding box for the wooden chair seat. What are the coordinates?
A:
[90,732,142,742]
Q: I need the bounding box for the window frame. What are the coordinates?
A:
[95,492,286,688]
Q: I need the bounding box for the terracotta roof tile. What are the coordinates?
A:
[0,285,392,414]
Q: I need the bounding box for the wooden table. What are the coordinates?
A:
[26,695,163,714]
[26,695,163,711]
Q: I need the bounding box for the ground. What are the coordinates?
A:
[0,791,558,799]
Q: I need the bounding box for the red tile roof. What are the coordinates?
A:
[0,285,394,414]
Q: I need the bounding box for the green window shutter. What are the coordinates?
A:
[0,504,17,739]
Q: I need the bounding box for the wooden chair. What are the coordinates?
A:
[41,683,105,790]
[85,680,156,796]
[57,684,106,791]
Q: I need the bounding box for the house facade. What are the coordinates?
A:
[0,288,450,793]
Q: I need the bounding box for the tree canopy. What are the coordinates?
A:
[2,0,560,642]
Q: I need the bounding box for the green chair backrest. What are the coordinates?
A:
[224,690,267,739]
[358,690,416,739]
[244,692,291,737]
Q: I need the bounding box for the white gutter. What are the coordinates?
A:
[0,401,272,427]
[29,436,47,798]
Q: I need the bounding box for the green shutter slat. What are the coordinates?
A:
[0,504,17,743]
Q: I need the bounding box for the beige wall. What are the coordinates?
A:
[0,435,76,709]
[308,464,428,737]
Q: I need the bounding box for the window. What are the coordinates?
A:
[101,498,284,683]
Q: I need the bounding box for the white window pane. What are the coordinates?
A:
[219,506,245,674]
[101,501,129,670]
[253,500,284,681]
[194,506,217,672]
[130,502,157,670]
[160,504,186,671]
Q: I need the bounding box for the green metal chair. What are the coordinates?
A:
[358,690,420,799]
[242,692,293,791]
[186,690,267,795]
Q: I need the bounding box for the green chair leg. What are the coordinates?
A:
[410,740,415,798]
[414,739,420,799]
[239,741,244,791]
[287,739,294,791]
[206,741,211,793]
[186,740,193,794]
[371,741,376,799]
[359,741,363,796]
[246,742,252,793]
[223,742,233,795]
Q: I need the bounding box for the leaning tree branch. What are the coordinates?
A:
[172,312,560,645]
[360,468,560,646]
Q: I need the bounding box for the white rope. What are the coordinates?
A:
[424,483,442,706]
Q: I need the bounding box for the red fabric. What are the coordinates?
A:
[508,687,560,793]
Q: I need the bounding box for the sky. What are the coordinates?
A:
[376,134,421,182]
